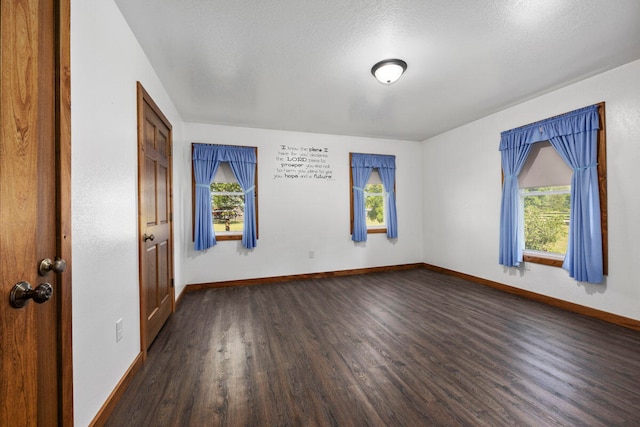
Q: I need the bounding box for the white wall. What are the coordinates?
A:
[422,59,640,321]
[179,124,423,286]
[71,1,184,425]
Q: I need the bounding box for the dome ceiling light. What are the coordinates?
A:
[371,59,407,84]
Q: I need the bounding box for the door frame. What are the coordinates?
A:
[57,0,74,424]
[136,82,175,359]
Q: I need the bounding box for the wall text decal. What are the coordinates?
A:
[273,145,334,180]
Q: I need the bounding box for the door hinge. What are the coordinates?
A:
[171,278,174,288]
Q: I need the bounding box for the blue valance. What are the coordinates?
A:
[193,143,257,164]
[499,104,600,151]
[351,153,396,169]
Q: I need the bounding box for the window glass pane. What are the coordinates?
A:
[211,182,244,233]
[523,186,570,255]
[364,183,385,227]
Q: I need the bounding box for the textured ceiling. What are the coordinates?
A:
[114,0,640,141]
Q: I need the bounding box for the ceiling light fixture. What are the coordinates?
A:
[371,59,407,84]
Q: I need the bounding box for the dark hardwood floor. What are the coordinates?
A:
[105,269,640,426]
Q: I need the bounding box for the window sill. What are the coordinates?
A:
[367,228,387,234]
[216,234,242,241]
[523,251,564,268]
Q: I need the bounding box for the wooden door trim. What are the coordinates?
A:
[57,0,74,424]
[136,82,175,359]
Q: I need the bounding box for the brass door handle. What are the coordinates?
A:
[10,281,53,308]
[143,233,155,242]
[39,258,67,276]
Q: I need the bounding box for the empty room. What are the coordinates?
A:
[2,0,640,426]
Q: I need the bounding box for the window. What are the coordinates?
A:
[519,141,573,263]
[211,163,245,238]
[499,103,607,277]
[364,170,386,231]
[192,144,258,249]
[521,185,570,256]
[350,153,397,241]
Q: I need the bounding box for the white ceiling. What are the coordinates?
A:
[114,0,640,141]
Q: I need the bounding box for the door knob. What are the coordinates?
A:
[143,233,155,242]
[39,257,67,276]
[10,281,53,308]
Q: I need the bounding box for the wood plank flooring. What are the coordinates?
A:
[105,269,640,426]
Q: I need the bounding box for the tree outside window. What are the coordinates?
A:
[211,182,244,233]
[522,186,570,254]
[364,183,385,228]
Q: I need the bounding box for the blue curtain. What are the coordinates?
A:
[498,141,532,267]
[377,158,398,239]
[548,128,602,283]
[193,144,257,250]
[351,153,397,241]
[498,104,602,283]
[351,154,373,242]
[193,146,220,250]
[229,154,258,249]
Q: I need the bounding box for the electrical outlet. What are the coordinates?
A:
[116,318,123,342]
[309,251,315,259]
